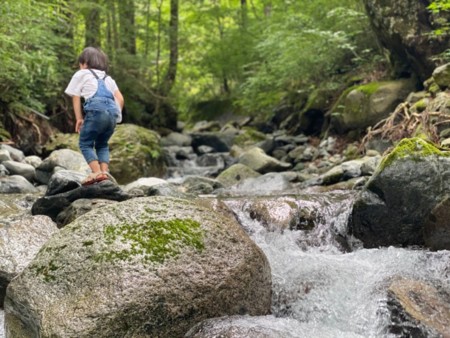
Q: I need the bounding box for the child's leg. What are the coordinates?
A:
[79,114,99,171]
[100,162,109,173]
[89,160,102,173]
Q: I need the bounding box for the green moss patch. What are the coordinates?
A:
[99,218,205,264]
[379,137,450,171]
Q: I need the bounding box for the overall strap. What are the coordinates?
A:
[88,68,108,80]
[88,68,99,79]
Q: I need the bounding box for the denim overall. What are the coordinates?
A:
[79,69,119,164]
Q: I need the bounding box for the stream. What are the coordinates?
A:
[219,192,450,337]
[1,188,449,337]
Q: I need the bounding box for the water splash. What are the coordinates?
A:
[224,192,450,337]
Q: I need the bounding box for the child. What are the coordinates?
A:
[65,47,124,186]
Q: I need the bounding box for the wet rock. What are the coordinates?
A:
[432,63,450,90]
[1,145,25,162]
[0,176,39,194]
[0,215,57,306]
[31,180,131,221]
[387,278,450,337]
[55,198,118,227]
[2,161,36,182]
[45,170,85,196]
[191,131,236,153]
[160,131,192,147]
[185,315,301,338]
[423,196,450,250]
[123,177,169,195]
[216,164,261,188]
[35,149,90,185]
[239,147,292,174]
[5,196,271,337]
[350,138,450,248]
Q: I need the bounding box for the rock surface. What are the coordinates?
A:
[5,196,272,338]
[350,138,450,248]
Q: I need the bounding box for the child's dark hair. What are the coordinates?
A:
[78,47,109,71]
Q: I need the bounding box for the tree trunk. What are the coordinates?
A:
[241,0,248,29]
[85,5,101,47]
[118,0,136,54]
[160,0,179,96]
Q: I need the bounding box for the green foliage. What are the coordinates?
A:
[0,1,71,114]
[1,0,383,130]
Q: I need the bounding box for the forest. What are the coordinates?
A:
[0,0,449,145]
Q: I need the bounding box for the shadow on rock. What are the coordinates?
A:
[31,180,131,225]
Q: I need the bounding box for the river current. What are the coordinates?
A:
[221,193,450,337]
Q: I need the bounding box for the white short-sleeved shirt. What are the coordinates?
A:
[65,69,119,100]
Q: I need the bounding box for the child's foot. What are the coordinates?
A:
[81,172,109,186]
[101,171,117,184]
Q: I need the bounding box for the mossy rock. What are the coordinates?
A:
[233,128,267,149]
[330,79,416,134]
[0,121,11,142]
[377,137,450,172]
[109,124,166,184]
[5,196,271,338]
[43,132,79,155]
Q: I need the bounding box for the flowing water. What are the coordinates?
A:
[2,190,449,337]
[222,192,450,338]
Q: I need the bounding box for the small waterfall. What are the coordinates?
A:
[224,192,450,337]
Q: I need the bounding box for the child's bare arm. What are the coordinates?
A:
[72,96,83,133]
[114,90,124,111]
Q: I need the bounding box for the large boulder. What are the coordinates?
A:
[362,0,450,80]
[0,215,57,306]
[350,137,450,248]
[5,196,272,338]
[43,124,167,185]
[109,124,166,184]
[330,79,416,134]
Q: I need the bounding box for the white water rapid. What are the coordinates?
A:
[222,194,450,338]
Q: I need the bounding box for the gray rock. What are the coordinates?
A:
[216,163,261,188]
[55,198,119,227]
[32,180,131,221]
[5,196,271,337]
[181,175,223,195]
[191,131,236,153]
[350,138,450,248]
[0,149,12,163]
[1,145,25,162]
[36,149,90,185]
[23,155,42,168]
[186,315,302,338]
[123,177,169,195]
[45,170,86,196]
[2,160,36,182]
[362,0,450,80]
[0,164,9,177]
[432,63,450,90]
[160,132,192,147]
[423,196,450,250]
[239,147,292,174]
[0,175,38,194]
[0,215,57,305]
[387,278,450,337]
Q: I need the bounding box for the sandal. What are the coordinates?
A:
[101,171,117,184]
[81,172,109,186]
